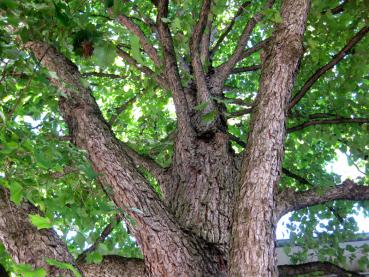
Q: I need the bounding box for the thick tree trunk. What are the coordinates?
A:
[229,0,310,276]
[167,132,239,253]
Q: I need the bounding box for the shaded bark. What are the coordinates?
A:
[229,0,310,276]
[278,261,361,277]
[0,188,78,276]
[0,188,145,276]
[78,256,145,277]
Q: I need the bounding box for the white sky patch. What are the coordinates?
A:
[276,150,369,240]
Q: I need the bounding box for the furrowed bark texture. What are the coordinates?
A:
[0,188,145,276]
[26,42,223,276]
[78,256,145,277]
[167,132,240,252]
[0,188,77,276]
[229,0,310,276]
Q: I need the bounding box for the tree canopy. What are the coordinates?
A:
[0,0,369,276]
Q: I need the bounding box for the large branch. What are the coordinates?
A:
[278,261,361,277]
[190,0,213,105]
[289,26,369,110]
[287,117,369,133]
[25,42,219,275]
[116,14,161,67]
[156,0,192,132]
[277,179,369,217]
[229,0,310,275]
[211,0,275,89]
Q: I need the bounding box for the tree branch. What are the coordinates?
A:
[322,0,349,15]
[210,1,252,56]
[109,93,142,126]
[282,168,310,185]
[277,179,369,217]
[76,215,122,264]
[82,72,128,79]
[289,26,369,110]
[0,188,79,276]
[287,117,369,133]
[230,64,261,74]
[190,0,213,105]
[227,107,253,117]
[116,47,170,90]
[116,14,161,67]
[212,0,275,88]
[278,261,361,277]
[238,38,271,61]
[156,0,192,131]
[200,14,213,65]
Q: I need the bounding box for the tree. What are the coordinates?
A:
[0,0,368,276]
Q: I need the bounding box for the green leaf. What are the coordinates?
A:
[130,35,144,64]
[29,214,53,230]
[161,17,171,23]
[80,164,99,179]
[46,259,82,277]
[86,252,103,264]
[194,102,209,111]
[14,264,47,277]
[92,42,117,67]
[9,181,23,205]
[202,110,217,123]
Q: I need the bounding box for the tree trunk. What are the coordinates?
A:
[229,0,310,276]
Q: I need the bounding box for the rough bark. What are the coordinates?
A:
[0,188,146,276]
[0,188,77,276]
[277,179,369,218]
[168,132,240,252]
[78,256,145,277]
[278,261,361,277]
[229,0,310,276]
[25,42,224,276]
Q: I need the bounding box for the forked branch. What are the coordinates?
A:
[210,1,252,56]
[289,26,369,110]
[116,14,161,67]
[212,0,274,86]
